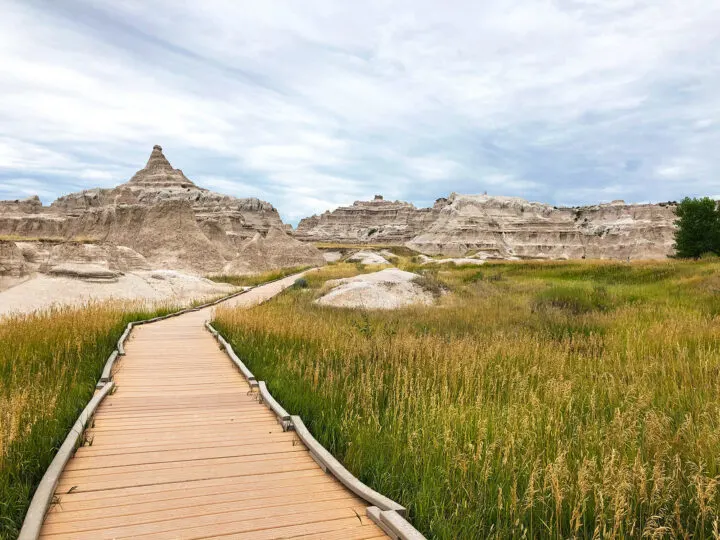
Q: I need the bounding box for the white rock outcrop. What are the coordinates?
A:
[424,258,486,266]
[346,251,391,265]
[316,268,434,309]
[0,270,236,318]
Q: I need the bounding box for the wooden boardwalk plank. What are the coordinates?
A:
[39,274,388,539]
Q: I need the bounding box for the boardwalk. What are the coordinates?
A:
[39,276,388,539]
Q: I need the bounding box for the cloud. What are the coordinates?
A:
[0,0,719,223]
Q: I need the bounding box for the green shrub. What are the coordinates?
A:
[674,196,720,258]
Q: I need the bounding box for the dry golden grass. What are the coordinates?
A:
[214,260,720,539]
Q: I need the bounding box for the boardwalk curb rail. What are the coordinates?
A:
[220,335,258,388]
[116,323,132,355]
[258,381,292,431]
[207,322,426,539]
[367,506,426,540]
[289,416,406,514]
[97,350,118,386]
[206,322,258,388]
[17,382,115,540]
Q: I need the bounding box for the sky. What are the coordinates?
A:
[1,0,719,225]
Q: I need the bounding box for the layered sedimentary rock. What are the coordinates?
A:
[223,226,326,274]
[0,239,152,287]
[0,241,28,277]
[0,240,30,291]
[297,194,677,260]
[408,195,676,259]
[40,243,150,276]
[0,146,316,273]
[295,195,439,244]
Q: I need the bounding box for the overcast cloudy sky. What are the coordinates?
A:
[1,0,719,223]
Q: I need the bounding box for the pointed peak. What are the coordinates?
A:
[144,144,173,172]
[126,145,199,189]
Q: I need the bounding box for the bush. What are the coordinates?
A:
[292,277,308,289]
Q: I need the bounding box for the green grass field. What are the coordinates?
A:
[0,302,177,539]
[214,260,720,539]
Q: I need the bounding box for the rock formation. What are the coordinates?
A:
[223,226,326,274]
[295,197,439,244]
[0,240,30,292]
[0,146,322,273]
[0,240,28,278]
[316,268,434,309]
[39,243,150,281]
[296,194,677,260]
[346,251,392,265]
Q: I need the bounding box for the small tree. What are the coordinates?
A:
[674,197,720,258]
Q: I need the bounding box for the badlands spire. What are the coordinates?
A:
[127,145,200,189]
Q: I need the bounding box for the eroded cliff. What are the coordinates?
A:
[296,194,677,260]
[295,195,439,244]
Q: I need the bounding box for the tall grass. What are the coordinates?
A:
[214,260,720,539]
[0,302,175,539]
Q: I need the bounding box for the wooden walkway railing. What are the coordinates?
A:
[20,273,423,540]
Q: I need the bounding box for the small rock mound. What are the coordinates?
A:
[34,242,150,282]
[322,251,343,263]
[346,251,391,265]
[42,243,149,271]
[316,268,433,309]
